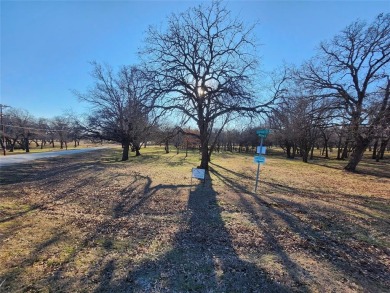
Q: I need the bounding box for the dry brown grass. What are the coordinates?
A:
[0,147,389,292]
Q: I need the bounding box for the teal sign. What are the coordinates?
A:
[254,156,266,164]
[256,129,270,138]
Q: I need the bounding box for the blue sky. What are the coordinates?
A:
[1,0,389,118]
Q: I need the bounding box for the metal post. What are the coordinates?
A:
[254,162,260,192]
[254,136,264,192]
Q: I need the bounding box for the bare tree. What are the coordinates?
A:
[76,63,158,161]
[61,110,85,148]
[51,116,71,150]
[298,13,390,171]
[273,96,318,162]
[141,1,284,169]
[34,118,50,149]
[5,108,35,152]
[371,78,390,161]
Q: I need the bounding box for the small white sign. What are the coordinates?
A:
[256,146,266,154]
[192,168,205,179]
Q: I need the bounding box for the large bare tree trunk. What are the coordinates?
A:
[336,135,343,160]
[286,144,292,158]
[122,141,130,161]
[377,138,389,161]
[134,145,141,156]
[302,147,309,163]
[25,137,30,153]
[372,140,378,159]
[164,139,169,154]
[323,138,329,158]
[310,145,315,160]
[199,136,209,170]
[341,141,349,160]
[345,137,370,172]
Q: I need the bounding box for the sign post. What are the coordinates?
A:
[254,129,270,192]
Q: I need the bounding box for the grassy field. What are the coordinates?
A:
[0,147,389,292]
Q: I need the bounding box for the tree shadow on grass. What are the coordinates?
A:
[210,161,389,221]
[209,166,312,292]
[2,166,282,292]
[0,160,111,225]
[310,158,390,179]
[209,163,390,292]
[0,230,67,292]
[98,179,290,292]
[0,152,108,186]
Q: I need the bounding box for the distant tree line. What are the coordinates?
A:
[0,100,388,164]
[0,108,85,153]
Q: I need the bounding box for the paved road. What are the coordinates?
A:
[0,147,106,167]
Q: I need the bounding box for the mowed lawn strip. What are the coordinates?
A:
[0,147,389,292]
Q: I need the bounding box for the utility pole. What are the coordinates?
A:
[0,104,10,156]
